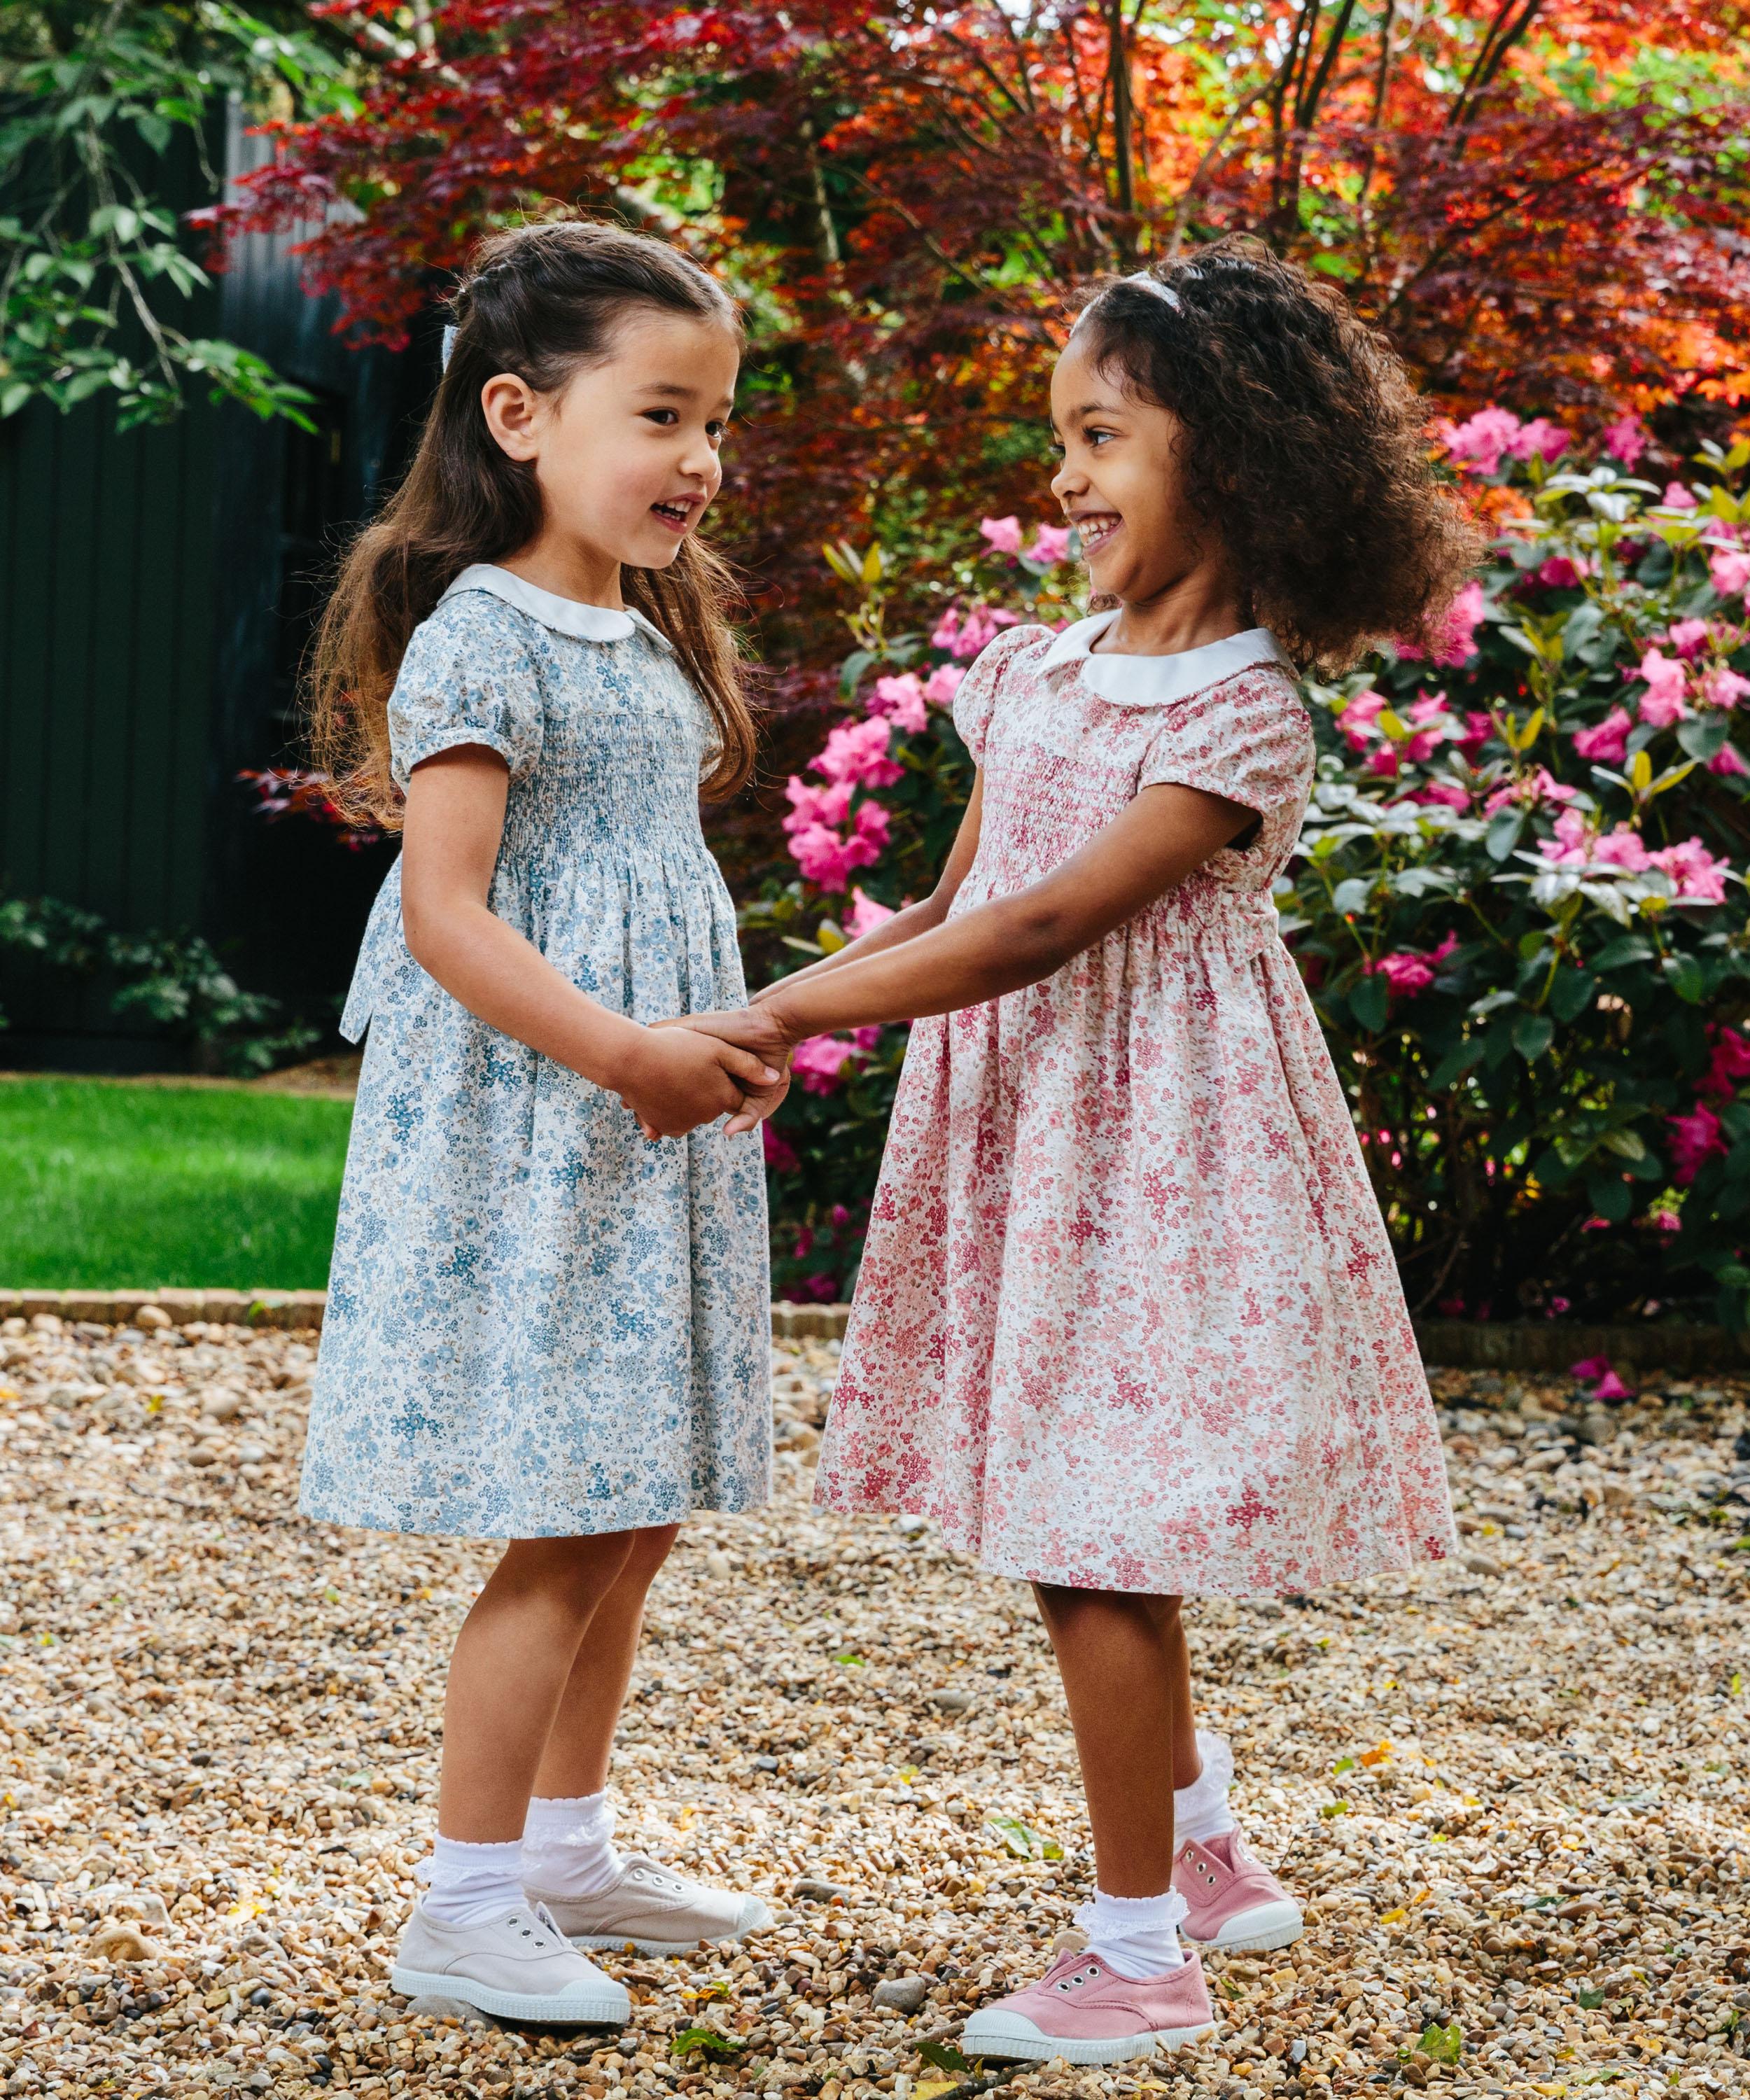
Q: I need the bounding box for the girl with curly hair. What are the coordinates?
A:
[678,237,1480,2064]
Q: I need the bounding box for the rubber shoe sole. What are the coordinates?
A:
[1182,1898,1303,1954]
[390,1963,630,2026]
[959,2011,1216,2066]
[561,1895,774,1958]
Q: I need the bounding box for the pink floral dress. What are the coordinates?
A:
[816,614,1456,1596]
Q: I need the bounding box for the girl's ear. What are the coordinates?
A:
[481,373,542,462]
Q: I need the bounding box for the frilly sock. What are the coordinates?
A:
[520,1791,624,1898]
[1075,1886,1188,1979]
[417,1835,526,1929]
[1175,1729,1238,1845]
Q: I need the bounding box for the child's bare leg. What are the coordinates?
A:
[1032,1583,1185,1896]
[1156,1604,1202,1790]
[534,1523,679,1796]
[438,1532,639,1842]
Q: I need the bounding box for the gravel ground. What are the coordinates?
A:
[1,1312,1747,2100]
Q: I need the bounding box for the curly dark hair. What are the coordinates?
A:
[1074,237,1482,671]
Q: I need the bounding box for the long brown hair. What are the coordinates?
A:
[309,220,757,825]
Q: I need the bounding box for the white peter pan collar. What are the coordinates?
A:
[1040,609,1288,706]
[441,564,673,650]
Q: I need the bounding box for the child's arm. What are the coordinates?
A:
[682,778,1254,1058]
[750,776,986,1002]
[401,747,782,1136]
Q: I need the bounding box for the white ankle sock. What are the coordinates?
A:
[521,1791,624,1898]
[1077,1886,1188,1979]
[419,1835,526,1929]
[1175,1730,1238,1846]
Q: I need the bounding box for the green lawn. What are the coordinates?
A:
[0,1078,353,1289]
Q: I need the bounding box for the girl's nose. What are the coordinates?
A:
[1050,456,1082,506]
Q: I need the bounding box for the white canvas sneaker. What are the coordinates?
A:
[391,1898,632,2024]
[528,1853,772,1956]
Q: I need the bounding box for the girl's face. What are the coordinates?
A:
[1049,333,1207,606]
[483,309,740,573]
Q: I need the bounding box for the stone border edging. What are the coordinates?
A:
[4,1290,1747,1370]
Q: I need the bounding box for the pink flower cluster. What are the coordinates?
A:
[1365,932,1458,996]
[1634,632,1750,729]
[1709,526,1750,599]
[1570,1354,1634,1401]
[783,718,902,890]
[1397,578,1487,668]
[1440,407,1569,475]
[1536,810,1731,902]
[867,664,965,732]
[932,602,1019,661]
[791,1026,882,1096]
[979,517,1074,566]
[1338,687,1488,783]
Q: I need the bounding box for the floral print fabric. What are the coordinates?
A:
[816,622,1456,1595]
[302,584,771,1540]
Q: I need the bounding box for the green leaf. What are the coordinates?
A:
[671,2028,744,2060]
[1663,953,1707,1005]
[984,1814,1063,1861]
[1677,714,1730,762]
[1591,936,1654,972]
[1348,974,1390,1032]
[1485,810,1524,862]
[1416,2020,1464,2066]
[1578,1989,1607,2010]
[1513,1011,1555,1062]
[1549,969,1597,1023]
[1600,1128,1646,1162]
[1587,1170,1631,1223]
[1428,1037,1487,1089]
[920,2040,974,2074]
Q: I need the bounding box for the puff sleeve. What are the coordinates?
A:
[1139,668,1313,818]
[387,594,546,790]
[951,623,1046,765]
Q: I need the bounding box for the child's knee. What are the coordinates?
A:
[620,1523,681,1588]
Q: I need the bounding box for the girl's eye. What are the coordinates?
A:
[1086,427,1114,447]
[706,421,727,443]
[643,408,679,427]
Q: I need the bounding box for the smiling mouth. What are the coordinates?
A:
[651,498,699,532]
[1072,512,1121,553]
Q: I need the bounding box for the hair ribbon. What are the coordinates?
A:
[1125,271,1182,310]
[440,323,458,370]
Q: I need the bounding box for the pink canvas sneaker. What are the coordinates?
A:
[960,1947,1215,2066]
[1174,1831,1303,1952]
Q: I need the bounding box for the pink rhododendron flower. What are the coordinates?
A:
[1571,707,1632,764]
[1634,645,1688,727]
[951,603,1000,659]
[1532,554,1592,589]
[979,515,1023,555]
[814,716,904,789]
[786,823,860,889]
[850,798,890,853]
[845,886,896,939]
[1702,666,1750,710]
[783,776,853,832]
[931,606,962,652]
[1710,741,1749,776]
[1666,618,1712,659]
[1700,1025,1750,1100]
[1338,690,1387,750]
[1602,413,1648,466]
[1590,1371,1634,1401]
[1592,825,1653,874]
[791,1033,867,1094]
[1536,808,1590,867]
[1662,481,1700,511]
[1668,1103,1726,1183]
[1028,523,1074,565]
[762,1122,799,1173]
[923,662,965,706]
[1442,406,1522,475]
[868,672,927,733]
[1506,416,1569,463]
[1648,836,1729,903]
[1712,545,1750,598]
[1456,710,1494,759]
[1366,932,1457,995]
[1399,578,1486,667]
[1569,1354,1612,1381]
[1484,766,1578,813]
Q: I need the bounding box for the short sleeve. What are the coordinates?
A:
[1139,668,1312,817]
[951,623,1047,764]
[387,594,545,790]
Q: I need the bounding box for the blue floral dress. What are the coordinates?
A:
[300,565,771,1539]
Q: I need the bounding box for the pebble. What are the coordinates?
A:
[0,1320,1746,2100]
[872,1975,930,2013]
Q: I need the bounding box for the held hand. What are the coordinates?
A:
[613,1024,781,1140]
[656,1003,799,1068]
